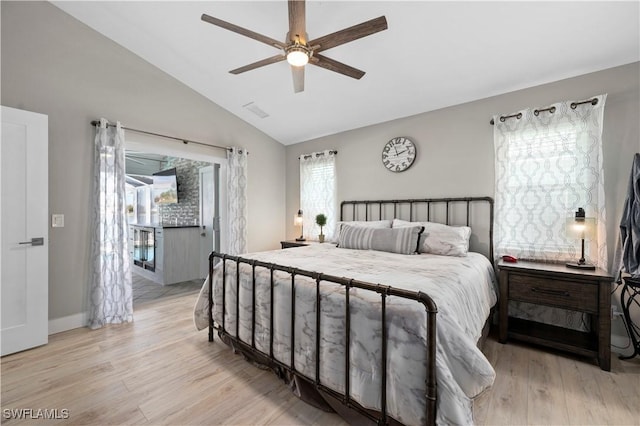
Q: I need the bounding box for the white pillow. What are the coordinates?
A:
[331,220,392,242]
[392,218,471,257]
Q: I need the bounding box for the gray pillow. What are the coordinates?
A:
[330,219,392,243]
[337,224,424,255]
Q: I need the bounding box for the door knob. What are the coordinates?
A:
[19,237,44,246]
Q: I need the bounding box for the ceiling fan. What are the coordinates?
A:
[201,1,388,93]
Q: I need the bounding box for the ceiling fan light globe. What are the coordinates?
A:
[286,49,309,67]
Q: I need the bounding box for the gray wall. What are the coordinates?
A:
[285,62,640,350]
[285,62,640,273]
[1,1,286,321]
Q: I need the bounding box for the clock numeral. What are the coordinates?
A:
[382,153,388,160]
[395,165,401,171]
[383,159,390,166]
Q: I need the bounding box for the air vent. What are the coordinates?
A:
[242,102,269,119]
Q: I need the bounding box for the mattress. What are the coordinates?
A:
[194,244,497,425]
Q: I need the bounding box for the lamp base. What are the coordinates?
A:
[566,261,596,270]
[295,237,306,242]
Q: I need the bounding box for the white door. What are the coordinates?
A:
[1,106,48,356]
[199,166,215,278]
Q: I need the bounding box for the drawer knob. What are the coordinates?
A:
[531,287,570,297]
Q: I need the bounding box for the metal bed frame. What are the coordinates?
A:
[207,197,494,425]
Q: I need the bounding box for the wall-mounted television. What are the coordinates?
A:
[152,168,179,204]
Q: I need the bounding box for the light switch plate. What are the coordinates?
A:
[52,214,64,228]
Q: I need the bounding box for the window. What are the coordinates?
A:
[493,96,607,268]
[300,150,337,240]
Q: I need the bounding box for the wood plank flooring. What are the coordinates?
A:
[131,273,203,306]
[474,330,640,425]
[1,292,638,425]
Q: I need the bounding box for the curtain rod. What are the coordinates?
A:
[90,120,240,153]
[298,150,338,160]
[489,97,599,125]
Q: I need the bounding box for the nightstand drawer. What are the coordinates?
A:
[509,274,598,313]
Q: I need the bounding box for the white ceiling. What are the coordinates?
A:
[52,1,639,146]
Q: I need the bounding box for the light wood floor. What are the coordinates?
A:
[2,293,638,425]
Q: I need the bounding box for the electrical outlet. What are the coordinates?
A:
[611,306,624,320]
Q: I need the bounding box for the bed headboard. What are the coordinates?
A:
[340,197,494,260]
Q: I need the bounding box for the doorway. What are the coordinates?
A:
[124,134,226,306]
[199,164,220,278]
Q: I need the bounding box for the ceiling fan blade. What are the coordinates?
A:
[291,66,304,93]
[312,54,365,80]
[308,16,387,53]
[288,0,306,43]
[201,14,286,49]
[230,54,286,74]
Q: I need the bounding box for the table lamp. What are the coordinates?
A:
[294,209,305,242]
[566,207,596,270]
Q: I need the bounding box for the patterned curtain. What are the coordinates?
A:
[493,95,608,332]
[493,94,608,270]
[300,150,337,240]
[227,147,248,255]
[88,119,132,329]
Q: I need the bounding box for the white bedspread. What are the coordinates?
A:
[194,244,497,425]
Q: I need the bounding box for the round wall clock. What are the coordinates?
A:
[382,137,416,172]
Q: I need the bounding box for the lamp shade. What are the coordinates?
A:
[565,209,596,240]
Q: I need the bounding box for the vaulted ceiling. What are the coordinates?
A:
[52,1,639,145]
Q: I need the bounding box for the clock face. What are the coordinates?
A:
[382,137,416,172]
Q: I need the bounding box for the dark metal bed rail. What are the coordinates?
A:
[208,252,438,425]
[340,196,494,261]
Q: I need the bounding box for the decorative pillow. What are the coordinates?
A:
[338,224,424,255]
[331,219,392,243]
[392,218,471,257]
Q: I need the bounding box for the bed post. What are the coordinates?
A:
[208,251,215,342]
[419,291,438,425]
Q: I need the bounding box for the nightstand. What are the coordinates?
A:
[498,260,612,371]
[280,240,309,249]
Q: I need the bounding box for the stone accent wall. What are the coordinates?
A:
[159,157,211,226]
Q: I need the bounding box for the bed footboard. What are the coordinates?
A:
[208,252,438,426]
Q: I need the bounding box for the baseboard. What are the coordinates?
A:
[48,312,88,335]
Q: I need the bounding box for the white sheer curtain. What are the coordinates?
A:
[493,94,608,270]
[227,147,248,255]
[88,119,132,329]
[300,150,337,240]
